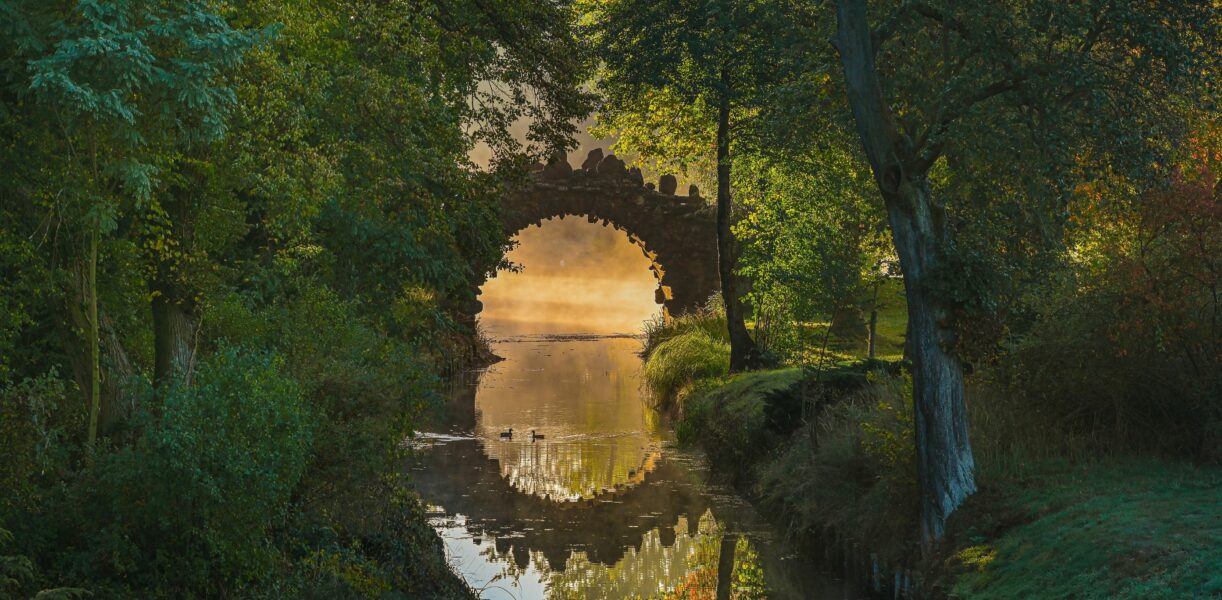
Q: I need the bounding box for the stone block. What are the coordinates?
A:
[596,154,627,178]
[659,174,677,195]
[581,148,604,171]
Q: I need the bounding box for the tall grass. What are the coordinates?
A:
[965,383,1100,480]
[640,297,730,408]
[642,329,730,408]
[759,371,920,563]
[640,296,728,359]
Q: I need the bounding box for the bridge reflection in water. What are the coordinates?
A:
[409,216,853,598]
[408,332,856,599]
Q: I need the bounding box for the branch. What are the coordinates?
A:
[910,2,977,44]
[871,3,920,53]
[911,76,1022,172]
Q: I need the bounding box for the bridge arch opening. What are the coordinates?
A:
[478,215,664,337]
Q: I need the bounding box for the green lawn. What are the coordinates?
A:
[950,460,1222,599]
[789,278,908,363]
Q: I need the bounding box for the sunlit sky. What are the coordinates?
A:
[478,217,662,337]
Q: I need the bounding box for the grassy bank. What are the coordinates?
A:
[642,307,1222,599]
[946,460,1221,599]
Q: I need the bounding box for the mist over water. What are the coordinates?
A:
[478,217,662,338]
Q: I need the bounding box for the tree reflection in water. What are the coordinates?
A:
[432,509,768,600]
[410,218,855,599]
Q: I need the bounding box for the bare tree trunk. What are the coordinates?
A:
[833,0,975,549]
[716,68,756,373]
[716,532,737,600]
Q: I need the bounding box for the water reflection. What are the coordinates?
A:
[409,335,858,599]
[473,336,663,500]
[432,509,770,600]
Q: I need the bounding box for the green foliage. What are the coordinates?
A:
[678,368,804,475]
[70,346,311,594]
[733,152,887,359]
[2,0,589,595]
[0,527,34,600]
[582,0,798,167]
[0,372,78,522]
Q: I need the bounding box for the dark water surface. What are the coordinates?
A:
[408,331,860,599]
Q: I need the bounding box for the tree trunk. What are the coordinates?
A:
[833,0,976,549]
[151,160,202,387]
[86,219,100,448]
[867,308,878,359]
[152,292,195,386]
[885,182,976,547]
[867,281,880,359]
[715,532,737,600]
[716,68,756,373]
[99,310,138,433]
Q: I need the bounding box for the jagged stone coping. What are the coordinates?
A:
[485,149,719,318]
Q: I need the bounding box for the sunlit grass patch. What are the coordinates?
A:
[642,328,730,407]
[790,279,908,363]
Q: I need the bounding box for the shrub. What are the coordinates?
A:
[0,371,78,522]
[1000,170,1221,461]
[759,372,919,563]
[65,346,313,595]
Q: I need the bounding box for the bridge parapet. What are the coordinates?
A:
[492,149,720,318]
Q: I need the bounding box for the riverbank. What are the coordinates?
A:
[670,366,1222,598]
[643,307,1222,599]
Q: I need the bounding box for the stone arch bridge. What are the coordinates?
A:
[485,149,719,319]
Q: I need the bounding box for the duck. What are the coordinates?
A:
[530,430,545,441]
[499,428,513,439]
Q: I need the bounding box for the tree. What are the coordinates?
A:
[732,150,886,360]
[3,0,263,442]
[584,0,794,372]
[827,0,1218,546]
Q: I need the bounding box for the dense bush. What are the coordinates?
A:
[0,372,78,523]
[1000,172,1221,461]
[19,347,312,596]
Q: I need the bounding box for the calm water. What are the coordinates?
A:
[408,330,860,599]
